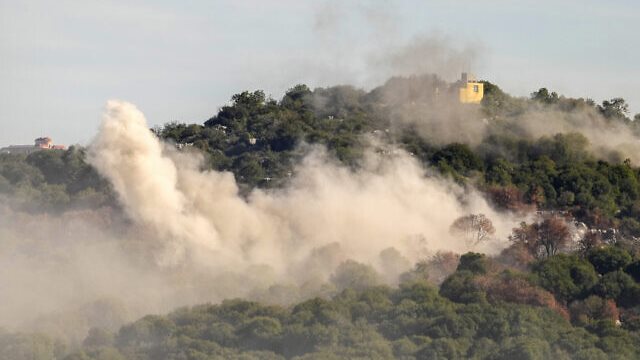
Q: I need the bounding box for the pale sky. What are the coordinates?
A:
[1,0,639,147]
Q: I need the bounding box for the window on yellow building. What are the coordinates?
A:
[473,85,479,93]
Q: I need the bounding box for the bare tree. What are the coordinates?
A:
[450,214,496,246]
[509,216,571,258]
[537,216,571,257]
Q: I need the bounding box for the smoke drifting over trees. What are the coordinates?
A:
[2,99,506,337]
[0,89,512,342]
[3,70,640,358]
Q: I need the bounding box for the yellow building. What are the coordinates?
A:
[458,73,484,104]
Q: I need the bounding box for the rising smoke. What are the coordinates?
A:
[0,100,521,342]
[90,100,515,272]
[509,102,640,163]
[90,100,517,275]
[1,1,638,349]
[4,59,639,346]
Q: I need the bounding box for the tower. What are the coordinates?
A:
[458,73,484,104]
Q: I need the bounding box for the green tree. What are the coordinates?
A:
[598,98,629,122]
[330,260,382,291]
[592,271,640,307]
[440,271,486,304]
[531,88,559,104]
[457,252,489,275]
[431,143,483,177]
[532,254,598,303]
[587,246,632,275]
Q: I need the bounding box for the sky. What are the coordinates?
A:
[1,0,639,147]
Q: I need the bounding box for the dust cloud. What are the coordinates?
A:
[0,100,522,342]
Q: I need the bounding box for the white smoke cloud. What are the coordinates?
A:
[512,103,640,164]
[89,100,515,275]
[0,100,524,341]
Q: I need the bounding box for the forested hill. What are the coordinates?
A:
[5,75,640,359]
[3,75,640,231]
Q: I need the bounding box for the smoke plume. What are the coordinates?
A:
[510,103,640,164]
[90,100,512,272]
[0,100,523,342]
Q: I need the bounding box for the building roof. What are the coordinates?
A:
[0,145,37,154]
[0,137,66,154]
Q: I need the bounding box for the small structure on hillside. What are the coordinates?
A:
[458,72,484,104]
[0,137,66,155]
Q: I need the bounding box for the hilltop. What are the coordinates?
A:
[3,75,640,359]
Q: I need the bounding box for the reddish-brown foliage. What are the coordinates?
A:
[486,185,533,213]
[418,251,461,285]
[497,242,536,270]
[509,216,571,259]
[569,296,619,326]
[476,272,569,320]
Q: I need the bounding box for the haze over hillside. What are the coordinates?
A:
[2,1,640,359]
[3,72,640,358]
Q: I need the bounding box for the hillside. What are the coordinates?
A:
[3,75,640,359]
[4,76,640,231]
